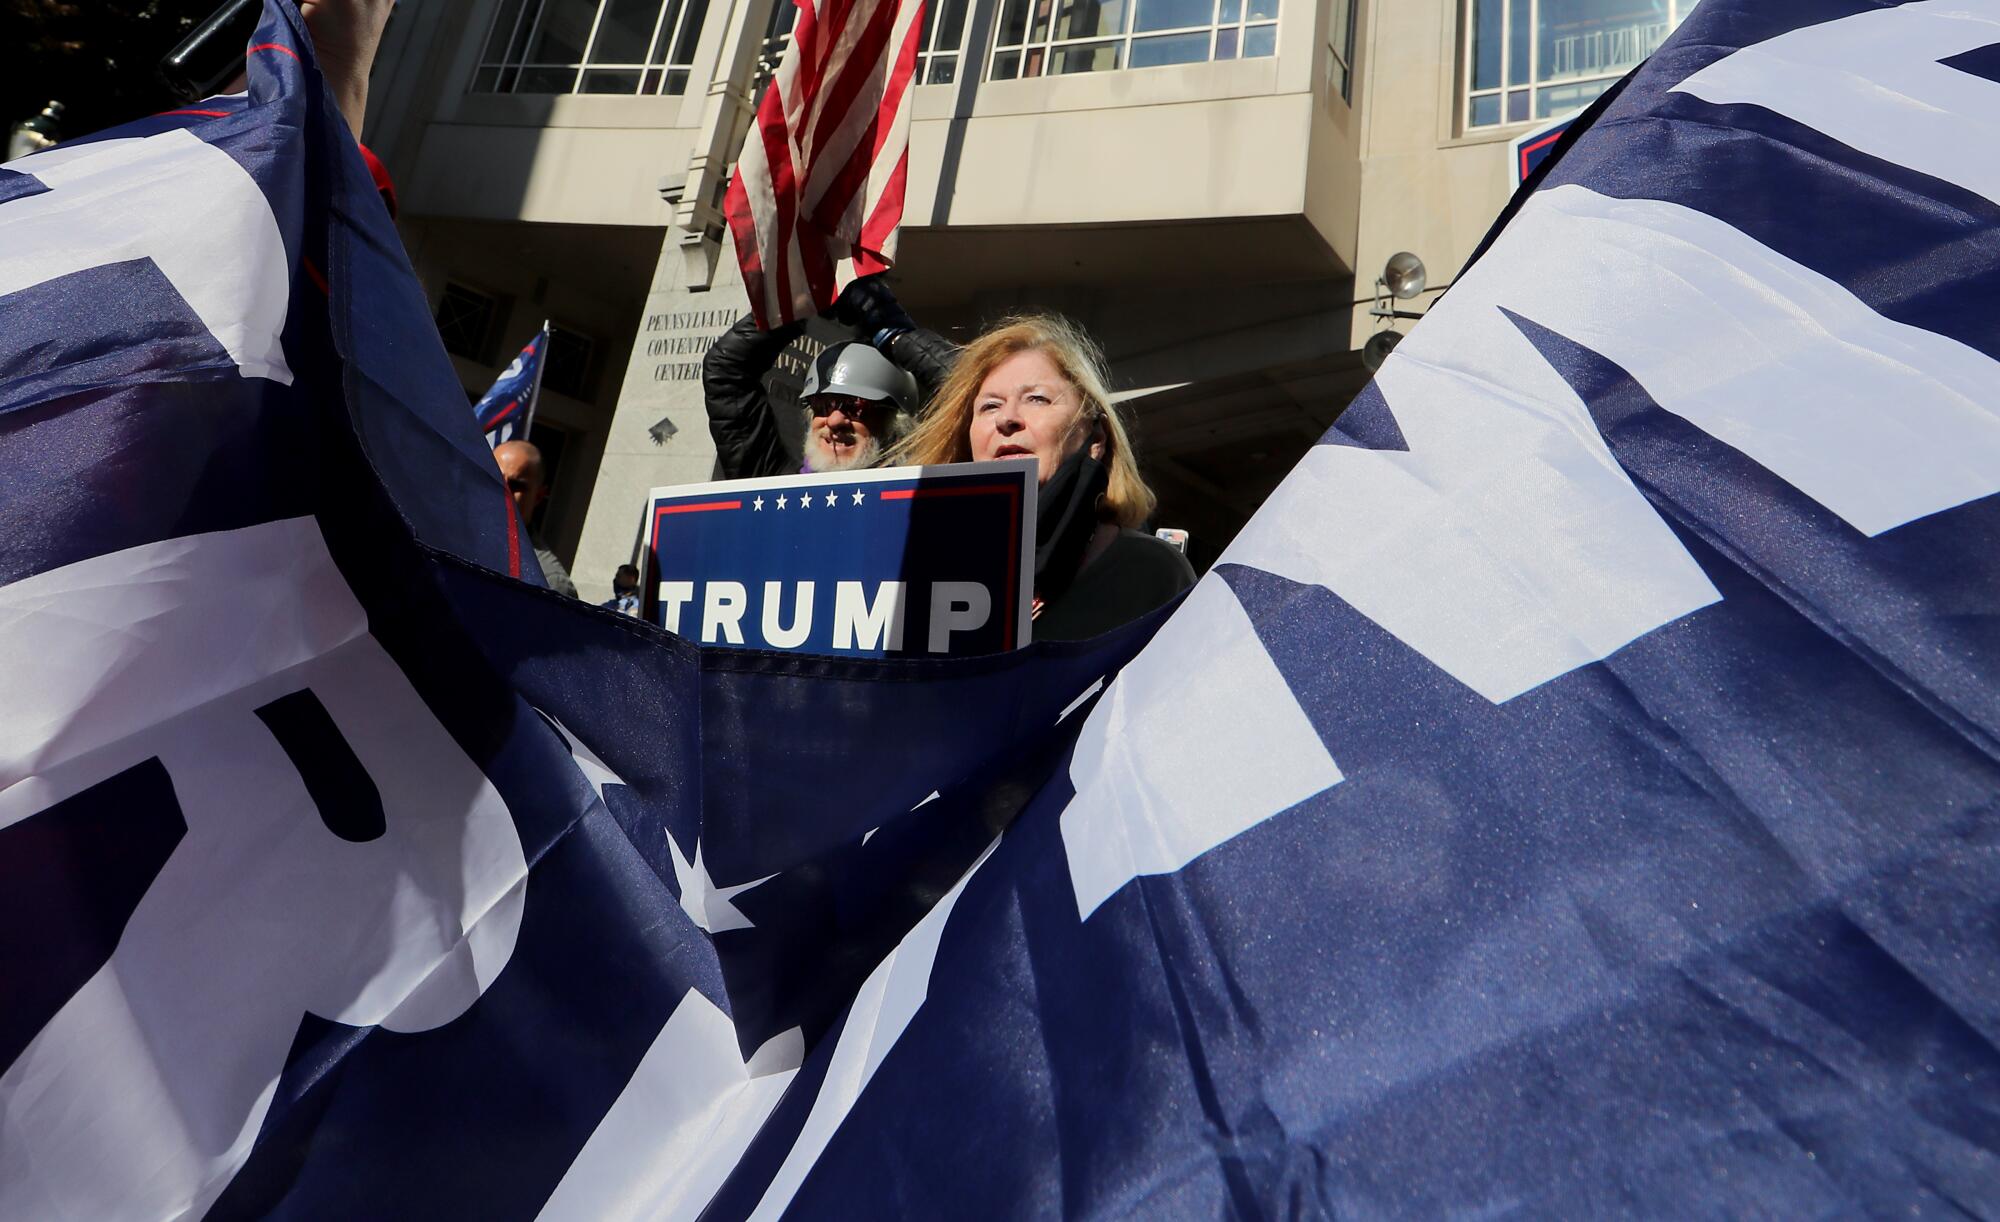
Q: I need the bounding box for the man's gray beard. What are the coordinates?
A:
[803,431,881,473]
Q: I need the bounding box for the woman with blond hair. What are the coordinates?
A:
[893,314,1194,640]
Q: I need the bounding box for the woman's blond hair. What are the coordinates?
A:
[891,314,1156,529]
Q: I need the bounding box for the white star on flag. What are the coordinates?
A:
[776,493,788,510]
[667,833,777,934]
[537,710,627,806]
[851,489,865,505]
[753,496,764,511]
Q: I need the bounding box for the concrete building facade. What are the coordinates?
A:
[360,0,1696,598]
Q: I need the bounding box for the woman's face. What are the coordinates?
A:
[967,348,1098,486]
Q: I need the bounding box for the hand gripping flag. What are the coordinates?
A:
[9,0,2000,1218]
[473,322,550,448]
[724,0,926,328]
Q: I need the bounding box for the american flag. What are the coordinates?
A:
[725,0,926,328]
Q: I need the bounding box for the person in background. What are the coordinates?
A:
[493,439,577,598]
[702,275,957,479]
[892,315,1194,640]
[602,564,641,615]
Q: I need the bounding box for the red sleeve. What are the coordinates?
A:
[357,143,399,219]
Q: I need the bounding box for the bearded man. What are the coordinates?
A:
[701,275,956,478]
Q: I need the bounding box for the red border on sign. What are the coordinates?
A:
[1518,129,1563,183]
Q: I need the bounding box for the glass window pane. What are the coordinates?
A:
[1214,26,1237,57]
[1054,0,1117,40]
[933,0,972,47]
[1242,22,1274,56]
[1030,0,1054,41]
[1134,0,1210,33]
[482,0,533,60]
[991,49,1022,77]
[1470,0,1501,91]
[1023,47,1047,76]
[1506,0,1528,84]
[664,67,690,91]
[580,67,643,91]
[1245,0,1276,21]
[925,54,958,83]
[1538,0,1669,82]
[587,0,663,62]
[647,0,685,59]
[522,0,598,64]
[472,65,501,91]
[514,65,581,91]
[436,285,497,361]
[1506,87,1528,121]
[1053,41,1120,72]
[667,0,707,63]
[1534,75,1611,116]
[996,0,1030,45]
[1469,92,1500,126]
[1330,0,1352,58]
[544,327,594,399]
[1129,30,1209,65]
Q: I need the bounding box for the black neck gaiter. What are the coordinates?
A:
[1034,449,1110,605]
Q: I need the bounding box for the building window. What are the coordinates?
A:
[1326,0,1355,103]
[1464,0,1696,130]
[472,0,709,95]
[989,0,1277,80]
[543,325,596,399]
[436,283,502,362]
[917,0,975,83]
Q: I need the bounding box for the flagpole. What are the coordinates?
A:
[522,319,552,440]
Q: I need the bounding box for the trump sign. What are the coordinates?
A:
[643,462,1036,658]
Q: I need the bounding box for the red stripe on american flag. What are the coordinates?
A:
[724,0,924,328]
[805,0,902,172]
[855,149,909,264]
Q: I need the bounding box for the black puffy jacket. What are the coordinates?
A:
[701,316,958,480]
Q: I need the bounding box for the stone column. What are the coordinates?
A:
[568,244,748,603]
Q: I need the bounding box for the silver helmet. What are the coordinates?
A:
[802,341,920,417]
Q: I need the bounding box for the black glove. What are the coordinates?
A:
[832,274,917,345]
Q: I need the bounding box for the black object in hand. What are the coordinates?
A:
[832,275,917,337]
[159,0,264,102]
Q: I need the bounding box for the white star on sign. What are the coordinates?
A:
[851,489,865,505]
[753,495,764,511]
[776,493,788,510]
[667,832,776,934]
[825,491,840,507]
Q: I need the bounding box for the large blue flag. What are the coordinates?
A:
[4,0,2000,1217]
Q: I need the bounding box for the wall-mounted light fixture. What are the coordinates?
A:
[1363,251,1429,371]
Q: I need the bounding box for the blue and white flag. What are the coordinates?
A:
[473,323,549,448]
[5,0,2000,1217]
